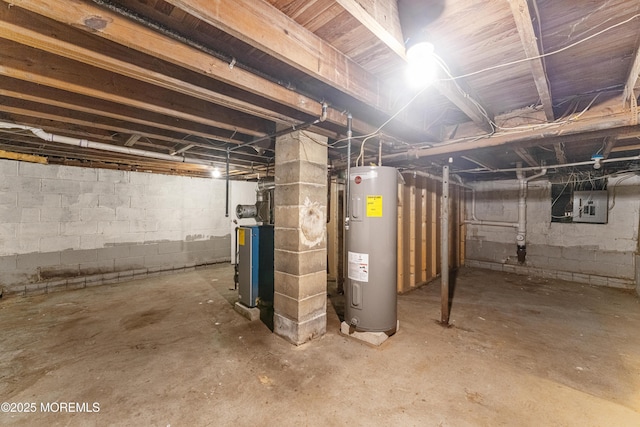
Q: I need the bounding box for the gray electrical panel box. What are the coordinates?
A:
[572,190,608,224]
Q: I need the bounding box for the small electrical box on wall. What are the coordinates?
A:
[572,190,608,224]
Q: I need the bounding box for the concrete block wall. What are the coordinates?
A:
[465,175,640,289]
[0,159,253,296]
[273,131,328,345]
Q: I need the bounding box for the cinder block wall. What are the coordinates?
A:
[465,175,640,289]
[0,159,249,296]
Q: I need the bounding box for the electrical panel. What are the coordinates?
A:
[572,190,608,224]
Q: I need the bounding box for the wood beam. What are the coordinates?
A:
[0,148,47,164]
[382,106,637,162]
[0,39,271,136]
[165,0,391,112]
[0,76,252,145]
[0,5,306,126]
[623,43,640,103]
[460,155,499,171]
[335,0,493,131]
[508,0,555,121]
[171,144,195,156]
[334,0,406,59]
[514,147,539,167]
[124,134,141,147]
[8,0,378,135]
[553,142,567,164]
[611,143,640,153]
[433,80,494,132]
[602,136,618,159]
[0,98,269,164]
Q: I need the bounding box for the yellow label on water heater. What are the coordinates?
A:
[366,195,383,217]
[238,228,245,246]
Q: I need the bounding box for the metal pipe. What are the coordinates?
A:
[230,103,327,152]
[466,220,518,228]
[440,164,450,325]
[225,148,230,217]
[402,170,473,189]
[345,113,353,230]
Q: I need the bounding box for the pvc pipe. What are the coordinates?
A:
[0,121,215,166]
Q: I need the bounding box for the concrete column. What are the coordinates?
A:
[274,130,328,345]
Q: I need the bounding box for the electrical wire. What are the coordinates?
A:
[328,11,640,166]
[440,13,640,82]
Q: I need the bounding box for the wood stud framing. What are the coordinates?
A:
[396,174,464,294]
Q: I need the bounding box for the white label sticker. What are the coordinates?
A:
[348,251,369,282]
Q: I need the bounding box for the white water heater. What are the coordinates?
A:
[345,166,397,334]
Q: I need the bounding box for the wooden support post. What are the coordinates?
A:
[430,179,438,277]
[420,178,428,283]
[405,175,416,289]
[440,165,450,325]
[397,181,404,293]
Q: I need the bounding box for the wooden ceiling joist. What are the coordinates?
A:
[164,0,391,111]
[601,135,618,159]
[514,147,539,167]
[6,0,370,133]
[434,80,495,133]
[0,5,304,127]
[0,77,251,145]
[0,40,270,137]
[623,43,640,103]
[124,134,141,147]
[508,0,555,121]
[553,142,567,164]
[334,0,406,60]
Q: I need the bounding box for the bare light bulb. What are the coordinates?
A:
[211,168,221,178]
[406,41,437,89]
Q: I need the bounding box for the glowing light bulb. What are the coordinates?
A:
[211,168,221,178]
[406,42,437,89]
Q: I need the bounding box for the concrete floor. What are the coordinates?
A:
[1,264,639,426]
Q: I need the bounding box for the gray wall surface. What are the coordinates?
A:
[0,159,254,296]
[465,175,640,289]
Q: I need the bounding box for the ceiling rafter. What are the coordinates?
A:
[553,142,567,164]
[164,0,387,110]
[163,0,431,136]
[0,78,250,145]
[623,43,640,103]
[0,5,301,127]
[335,0,494,132]
[434,80,495,133]
[508,0,555,121]
[514,147,539,167]
[334,0,406,59]
[0,40,270,136]
[601,135,618,159]
[7,0,376,137]
[382,105,636,162]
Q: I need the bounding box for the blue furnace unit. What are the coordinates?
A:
[237,225,274,308]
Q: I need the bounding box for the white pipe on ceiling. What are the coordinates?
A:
[0,121,215,168]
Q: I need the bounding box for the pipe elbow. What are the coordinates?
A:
[320,102,328,122]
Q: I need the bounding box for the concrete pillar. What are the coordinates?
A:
[274,130,328,345]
